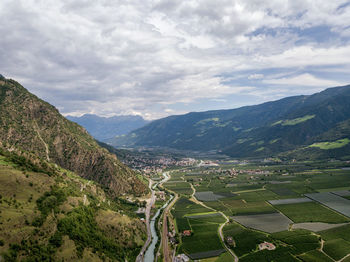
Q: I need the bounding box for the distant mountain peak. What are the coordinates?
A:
[66,114,150,141]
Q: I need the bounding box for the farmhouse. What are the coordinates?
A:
[259,241,276,251]
[226,236,235,246]
[156,191,166,201]
[174,254,190,262]
[182,230,192,236]
[169,237,177,244]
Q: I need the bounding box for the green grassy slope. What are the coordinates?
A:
[0,148,146,261]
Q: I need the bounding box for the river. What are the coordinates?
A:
[142,172,172,262]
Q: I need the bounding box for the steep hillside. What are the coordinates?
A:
[0,76,147,196]
[112,85,350,158]
[0,147,146,261]
[67,114,149,141]
[280,119,350,160]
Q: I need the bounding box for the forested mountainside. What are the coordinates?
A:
[0,76,147,196]
[112,85,350,159]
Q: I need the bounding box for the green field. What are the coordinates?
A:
[179,214,225,256]
[323,239,350,260]
[223,222,270,257]
[164,181,193,195]
[168,160,350,261]
[223,223,320,261]
[172,197,226,257]
[319,224,350,241]
[309,138,350,150]
[272,115,315,126]
[274,202,350,223]
[297,250,333,262]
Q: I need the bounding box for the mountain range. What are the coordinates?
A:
[67,114,149,141]
[112,84,350,160]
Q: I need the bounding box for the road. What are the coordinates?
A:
[218,212,239,262]
[190,183,239,262]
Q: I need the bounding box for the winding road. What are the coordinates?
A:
[190,183,239,262]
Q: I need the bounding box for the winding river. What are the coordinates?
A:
[143,172,172,262]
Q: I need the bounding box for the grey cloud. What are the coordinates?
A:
[0,0,349,119]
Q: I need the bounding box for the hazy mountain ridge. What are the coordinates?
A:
[67,114,149,141]
[112,85,350,159]
[0,77,147,196]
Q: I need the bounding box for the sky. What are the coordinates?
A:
[1,0,350,120]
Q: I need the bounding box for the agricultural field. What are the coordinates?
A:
[163,181,193,196]
[323,239,350,260]
[268,197,312,205]
[232,213,292,233]
[223,223,320,261]
[172,198,226,259]
[171,197,210,232]
[293,222,349,232]
[168,160,350,260]
[297,250,333,262]
[195,191,225,201]
[332,190,350,197]
[314,222,350,260]
[273,202,350,223]
[305,192,350,217]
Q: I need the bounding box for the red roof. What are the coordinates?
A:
[183,230,191,236]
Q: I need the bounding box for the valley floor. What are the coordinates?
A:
[161,159,350,262]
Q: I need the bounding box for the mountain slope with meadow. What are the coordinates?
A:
[0,147,146,261]
[112,85,350,159]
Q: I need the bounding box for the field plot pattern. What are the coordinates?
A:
[332,190,350,197]
[268,197,312,205]
[195,191,225,201]
[273,202,349,223]
[293,222,349,232]
[318,224,350,260]
[171,197,226,258]
[232,213,292,233]
[305,192,350,218]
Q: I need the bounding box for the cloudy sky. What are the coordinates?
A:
[1,0,350,119]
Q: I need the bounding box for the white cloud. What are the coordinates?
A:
[0,0,349,119]
[248,74,264,80]
[263,73,345,87]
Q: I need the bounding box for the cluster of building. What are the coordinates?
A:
[225,236,235,246]
[174,254,190,262]
[155,191,166,201]
[197,160,219,167]
[120,154,198,174]
[258,241,276,250]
